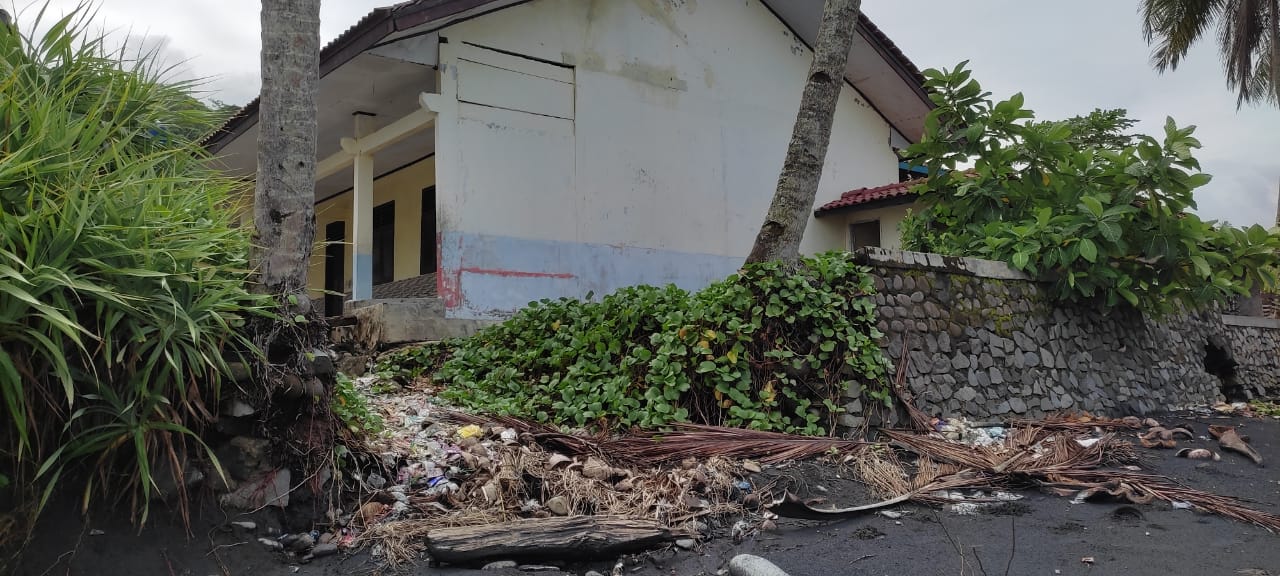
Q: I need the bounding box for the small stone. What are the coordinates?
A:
[951,353,971,370]
[483,560,518,570]
[230,521,257,531]
[676,538,697,550]
[283,533,315,552]
[259,538,283,551]
[585,572,606,576]
[728,554,791,576]
[545,496,570,516]
[518,566,561,572]
[310,543,339,558]
[742,460,762,474]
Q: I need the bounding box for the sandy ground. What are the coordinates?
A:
[14,411,1280,576]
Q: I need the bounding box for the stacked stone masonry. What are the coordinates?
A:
[847,248,1280,427]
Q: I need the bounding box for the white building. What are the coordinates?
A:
[208,0,931,324]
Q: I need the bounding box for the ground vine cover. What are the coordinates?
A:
[378,253,891,435]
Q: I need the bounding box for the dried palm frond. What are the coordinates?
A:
[889,337,933,433]
[852,445,912,498]
[1010,411,1143,432]
[607,423,868,466]
[1046,469,1280,533]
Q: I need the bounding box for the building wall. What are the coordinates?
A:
[306,157,436,299]
[842,203,915,251]
[432,0,901,319]
[837,248,1266,432]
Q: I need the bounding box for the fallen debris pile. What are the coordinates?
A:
[304,373,1280,570]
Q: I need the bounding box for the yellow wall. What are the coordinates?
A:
[306,157,436,298]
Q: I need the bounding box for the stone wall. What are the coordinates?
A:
[1222,315,1280,398]
[852,248,1276,426]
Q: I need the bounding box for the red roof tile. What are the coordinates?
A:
[815,180,919,215]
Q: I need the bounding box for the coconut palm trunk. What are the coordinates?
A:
[745,0,862,265]
[255,0,320,295]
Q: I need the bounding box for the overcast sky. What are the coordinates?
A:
[11,0,1280,226]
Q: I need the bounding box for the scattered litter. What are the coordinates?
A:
[1172,501,1193,510]
[878,510,903,519]
[1081,556,1095,565]
[230,520,257,531]
[88,529,105,536]
[946,502,980,515]
[259,538,284,551]
[456,424,483,439]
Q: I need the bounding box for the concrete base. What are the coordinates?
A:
[333,297,493,351]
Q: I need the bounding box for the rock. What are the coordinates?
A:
[545,496,571,516]
[282,533,315,552]
[258,537,283,551]
[483,560,518,570]
[955,387,977,402]
[310,542,339,558]
[675,538,697,550]
[742,460,762,474]
[223,399,256,418]
[220,468,291,510]
[729,554,791,576]
[230,521,257,531]
[585,572,606,576]
[306,349,335,376]
[517,566,561,572]
[226,361,253,383]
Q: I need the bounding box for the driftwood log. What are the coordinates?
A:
[425,516,693,564]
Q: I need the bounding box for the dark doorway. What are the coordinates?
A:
[324,221,345,317]
[1205,341,1243,401]
[373,201,396,285]
[421,186,437,274]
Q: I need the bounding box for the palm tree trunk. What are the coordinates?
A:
[1270,0,1280,103]
[255,0,320,295]
[745,0,862,265]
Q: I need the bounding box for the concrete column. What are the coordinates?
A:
[350,113,377,302]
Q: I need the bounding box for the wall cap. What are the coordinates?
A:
[1222,315,1280,329]
[853,247,1032,281]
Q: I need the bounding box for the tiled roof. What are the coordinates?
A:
[815,180,919,215]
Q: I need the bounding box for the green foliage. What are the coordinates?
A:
[900,62,1280,315]
[1029,108,1138,150]
[0,5,270,524]
[332,374,384,435]
[381,253,891,435]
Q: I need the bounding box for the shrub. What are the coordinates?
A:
[0,6,270,525]
[380,252,891,435]
[901,62,1280,314]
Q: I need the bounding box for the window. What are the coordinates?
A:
[849,221,881,250]
[373,201,395,285]
[420,186,437,274]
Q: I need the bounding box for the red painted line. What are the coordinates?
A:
[459,266,575,279]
